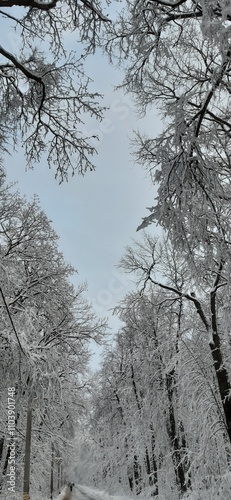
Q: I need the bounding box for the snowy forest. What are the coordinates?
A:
[1,0,231,499]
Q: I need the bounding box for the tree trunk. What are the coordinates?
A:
[0,444,10,493]
[150,426,158,496]
[133,454,142,493]
[23,406,32,500]
[210,283,231,441]
[166,370,189,494]
[0,438,4,463]
[50,443,54,499]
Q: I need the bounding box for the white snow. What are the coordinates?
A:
[54,484,136,500]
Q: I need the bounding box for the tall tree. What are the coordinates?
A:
[106,0,231,250]
[120,235,231,443]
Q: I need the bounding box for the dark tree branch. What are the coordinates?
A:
[210,260,224,338]
[148,0,187,7]
[79,0,111,22]
[0,45,43,83]
[0,286,25,354]
[0,0,57,10]
[141,267,211,333]
[194,52,231,138]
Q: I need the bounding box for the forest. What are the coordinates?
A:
[0,0,231,499]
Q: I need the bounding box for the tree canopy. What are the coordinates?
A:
[105,0,231,263]
[0,0,110,180]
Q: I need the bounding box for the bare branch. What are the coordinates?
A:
[0,0,57,10]
[0,286,26,355]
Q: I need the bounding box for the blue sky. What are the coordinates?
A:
[1,16,161,366]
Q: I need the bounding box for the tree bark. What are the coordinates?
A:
[50,443,54,499]
[166,370,190,494]
[0,438,4,463]
[23,406,32,500]
[0,444,10,493]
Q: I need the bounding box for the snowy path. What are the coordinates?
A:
[55,484,135,500]
[55,484,115,500]
[72,485,115,500]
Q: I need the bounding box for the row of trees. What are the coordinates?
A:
[0,168,105,498]
[75,3,231,499]
[0,0,108,497]
[78,235,231,499]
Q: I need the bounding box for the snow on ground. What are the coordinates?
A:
[54,484,136,500]
[74,484,134,500]
[54,486,72,500]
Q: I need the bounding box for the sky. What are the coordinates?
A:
[1,11,162,367]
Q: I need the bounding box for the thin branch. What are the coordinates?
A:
[0,286,25,355]
[0,9,43,37]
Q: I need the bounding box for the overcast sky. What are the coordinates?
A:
[2,18,161,367]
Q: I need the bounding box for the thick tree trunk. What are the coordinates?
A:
[133,454,142,493]
[209,339,231,440]
[166,370,190,494]
[150,428,158,496]
[210,281,231,441]
[130,361,159,494]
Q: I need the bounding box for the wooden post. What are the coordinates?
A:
[23,406,32,500]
